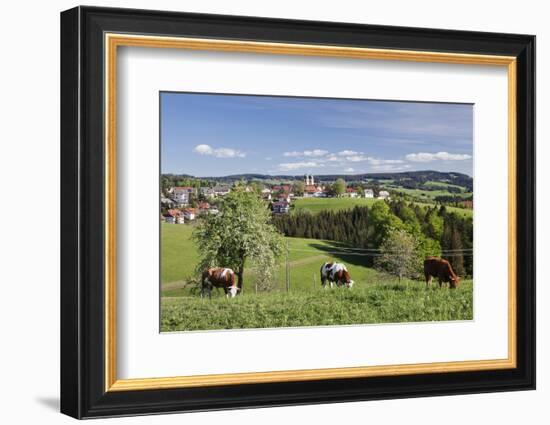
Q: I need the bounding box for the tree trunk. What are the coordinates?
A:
[237,264,244,294]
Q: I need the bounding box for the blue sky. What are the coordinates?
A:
[161,92,473,177]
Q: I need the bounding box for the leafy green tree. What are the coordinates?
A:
[293,180,305,196]
[368,201,404,246]
[193,188,284,291]
[422,208,444,240]
[396,203,421,235]
[161,176,172,193]
[250,181,263,194]
[332,178,346,197]
[375,229,418,281]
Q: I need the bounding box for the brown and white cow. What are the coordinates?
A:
[320,262,354,289]
[424,257,460,289]
[201,267,240,298]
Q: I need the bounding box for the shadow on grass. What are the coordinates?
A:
[308,242,373,268]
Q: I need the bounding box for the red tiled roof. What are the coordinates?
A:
[165,209,181,217]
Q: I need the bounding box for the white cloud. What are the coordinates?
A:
[283,149,329,157]
[193,144,214,155]
[338,150,360,156]
[193,144,245,158]
[276,148,413,172]
[371,164,411,172]
[405,151,472,162]
[367,158,404,165]
[277,161,321,171]
[345,155,369,162]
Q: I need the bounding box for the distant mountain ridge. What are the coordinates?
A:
[163,170,472,190]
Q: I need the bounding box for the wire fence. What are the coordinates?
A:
[278,243,472,292]
[287,248,473,257]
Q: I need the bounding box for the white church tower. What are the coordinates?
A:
[304,174,315,185]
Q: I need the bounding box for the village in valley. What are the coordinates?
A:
[160,169,475,225]
[161,173,393,224]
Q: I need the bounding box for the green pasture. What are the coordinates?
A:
[160,222,473,331]
[292,197,380,214]
[386,186,472,200]
[161,224,380,295]
[423,180,468,191]
[291,196,472,218]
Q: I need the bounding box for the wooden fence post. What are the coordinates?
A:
[285,241,290,292]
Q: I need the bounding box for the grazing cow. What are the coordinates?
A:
[424,257,460,289]
[320,262,354,288]
[201,267,240,298]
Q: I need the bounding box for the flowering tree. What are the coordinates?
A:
[375,229,418,281]
[193,188,284,292]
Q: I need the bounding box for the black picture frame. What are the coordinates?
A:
[61,5,535,419]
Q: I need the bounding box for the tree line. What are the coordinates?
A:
[272,200,473,277]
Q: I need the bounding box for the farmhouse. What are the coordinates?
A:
[163,209,184,224]
[278,193,291,204]
[272,185,291,194]
[345,188,358,198]
[198,202,211,214]
[183,208,198,221]
[378,190,390,200]
[364,189,374,198]
[212,186,231,197]
[272,201,290,214]
[200,187,216,198]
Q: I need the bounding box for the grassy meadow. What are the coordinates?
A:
[160,222,473,331]
[292,197,379,214]
[292,196,472,218]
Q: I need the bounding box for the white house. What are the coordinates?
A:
[200,187,216,198]
[378,190,390,200]
[172,186,195,206]
[183,208,198,221]
[364,189,374,198]
[345,188,358,198]
[213,186,231,197]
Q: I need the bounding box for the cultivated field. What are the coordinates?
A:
[160,223,473,331]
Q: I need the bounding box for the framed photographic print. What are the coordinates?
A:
[60,6,535,419]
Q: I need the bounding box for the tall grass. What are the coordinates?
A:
[161,279,473,332]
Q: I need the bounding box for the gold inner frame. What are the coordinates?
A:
[104,33,517,392]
